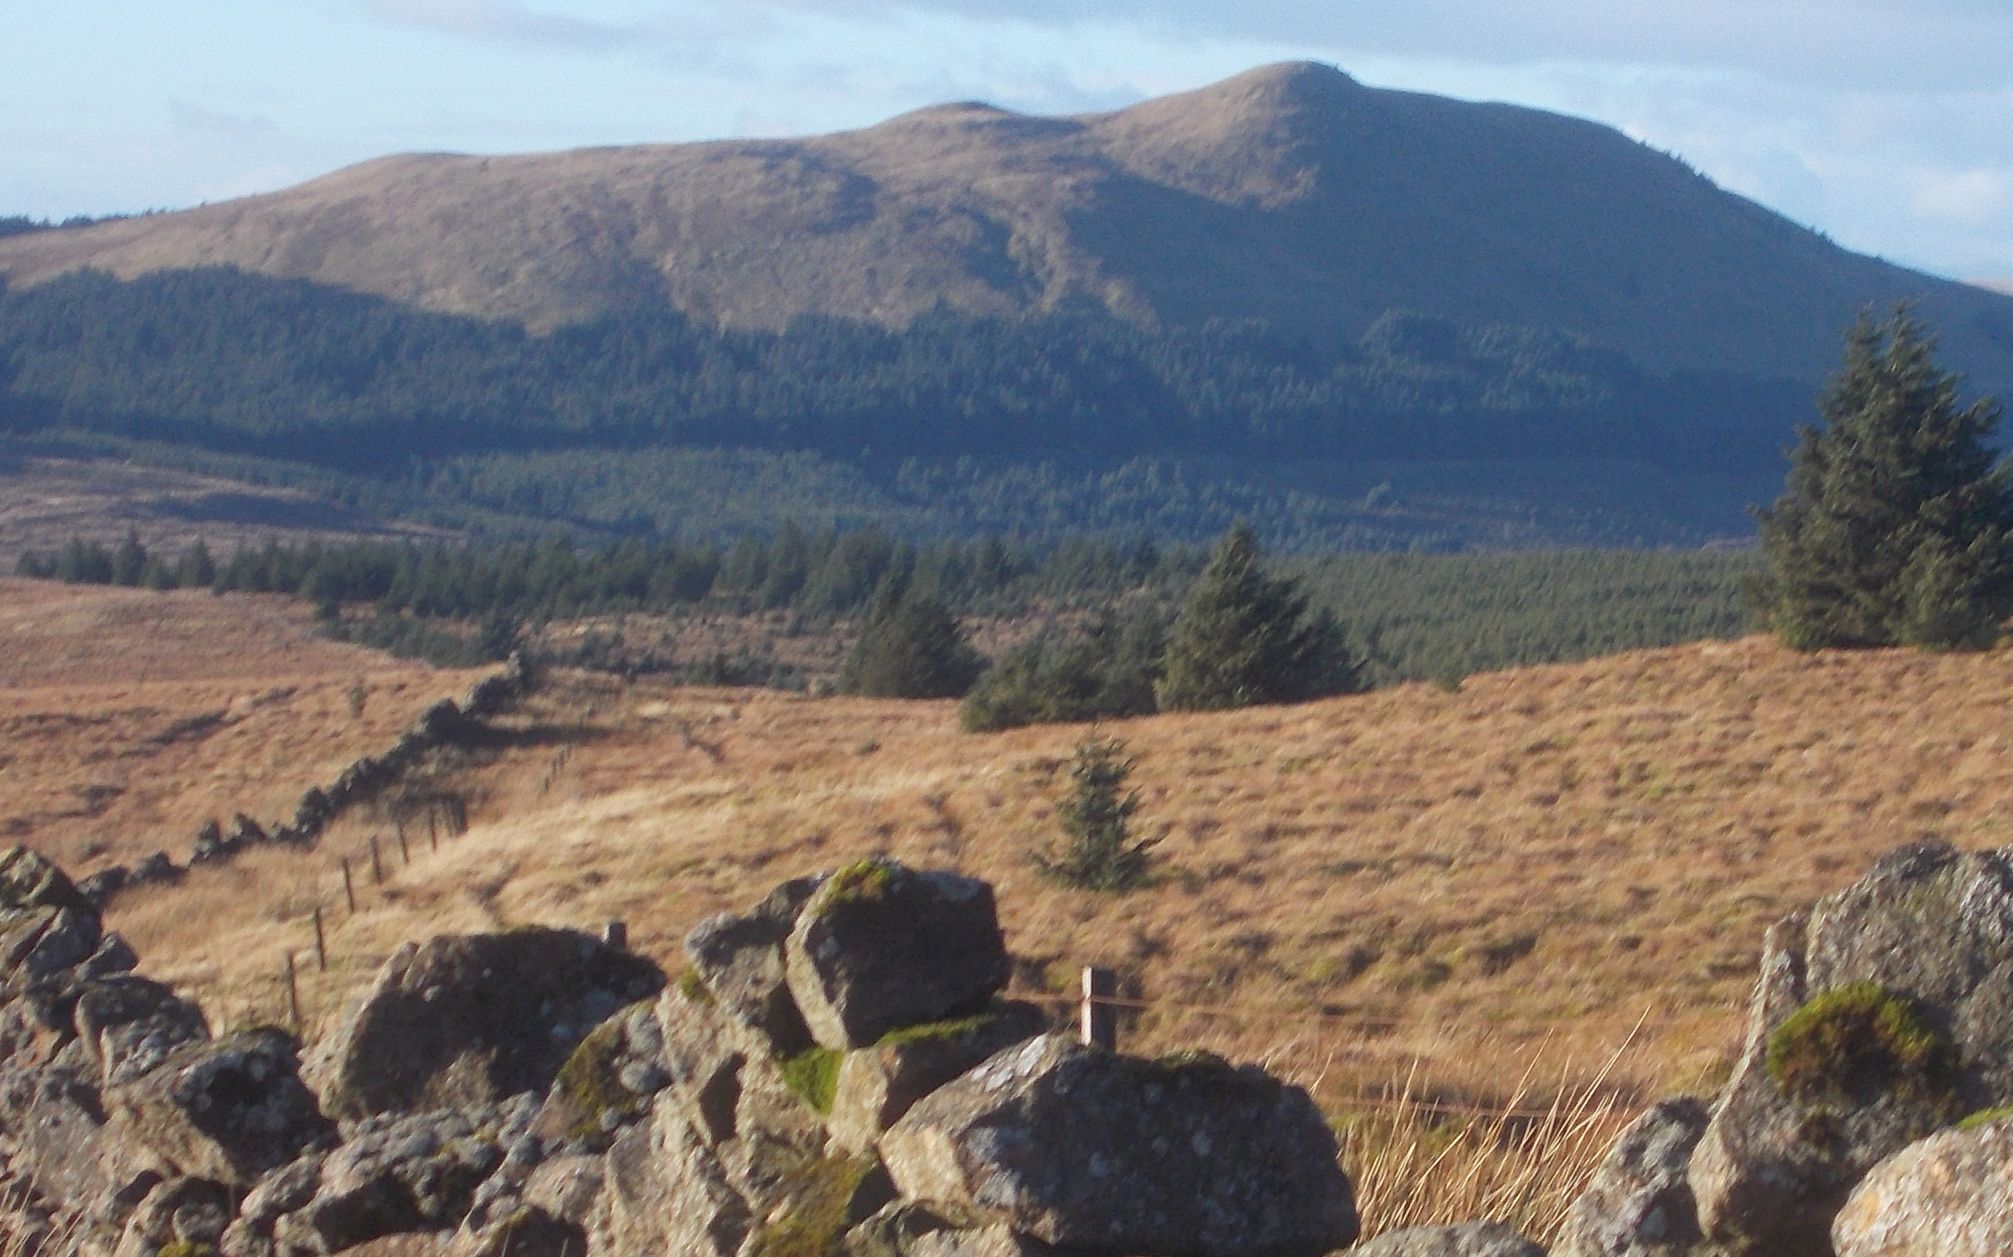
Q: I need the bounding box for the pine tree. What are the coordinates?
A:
[834,575,983,699]
[1033,732,1156,891]
[1154,523,1361,710]
[1755,307,2013,651]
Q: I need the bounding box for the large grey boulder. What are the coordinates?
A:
[113,1175,234,1257]
[1690,842,2013,1256]
[1554,1097,1710,1257]
[1,904,103,990]
[306,928,663,1119]
[104,1028,335,1189]
[683,874,823,1051]
[828,1001,1047,1153]
[1831,1118,2013,1256]
[593,1102,755,1257]
[1350,1222,1545,1257]
[878,1033,1357,1257]
[785,858,1009,1050]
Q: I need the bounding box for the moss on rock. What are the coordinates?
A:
[780,1046,844,1114]
[552,1006,652,1139]
[1765,981,1958,1111]
[747,1153,879,1257]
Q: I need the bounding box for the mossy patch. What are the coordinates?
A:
[747,1153,877,1257]
[823,858,896,907]
[874,1012,994,1049]
[553,1008,649,1139]
[157,1242,219,1257]
[1957,1104,2013,1131]
[675,968,716,1006]
[779,1046,844,1114]
[1765,981,1958,1111]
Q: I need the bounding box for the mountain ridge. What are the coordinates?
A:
[5,61,2010,388]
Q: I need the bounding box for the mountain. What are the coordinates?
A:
[4,62,2010,388]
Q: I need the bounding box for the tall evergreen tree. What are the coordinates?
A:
[835,574,983,699]
[1755,308,2013,651]
[1154,522,1361,710]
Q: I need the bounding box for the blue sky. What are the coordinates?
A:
[6,1,2009,281]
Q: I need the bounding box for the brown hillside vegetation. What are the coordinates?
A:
[3,63,2009,384]
[0,456,447,572]
[0,579,481,869]
[14,579,2013,1232]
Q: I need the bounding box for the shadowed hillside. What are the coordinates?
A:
[4,62,2010,389]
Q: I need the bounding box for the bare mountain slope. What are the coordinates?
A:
[4,62,2010,383]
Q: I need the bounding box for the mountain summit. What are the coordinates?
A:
[2,62,2009,384]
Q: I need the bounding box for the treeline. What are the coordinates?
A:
[0,267,1805,476]
[14,526,1192,638]
[16,528,1758,685]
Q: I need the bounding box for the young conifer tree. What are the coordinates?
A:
[1154,522,1361,710]
[835,573,983,699]
[1755,307,2013,651]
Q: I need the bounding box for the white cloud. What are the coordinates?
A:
[1912,169,2009,226]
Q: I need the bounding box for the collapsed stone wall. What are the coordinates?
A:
[77,655,533,907]
[6,836,2012,1257]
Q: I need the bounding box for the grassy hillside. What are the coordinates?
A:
[12,578,2012,1235]
[3,63,2008,389]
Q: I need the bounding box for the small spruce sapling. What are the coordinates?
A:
[1034,731,1157,892]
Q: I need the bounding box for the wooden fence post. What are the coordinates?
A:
[369,836,384,885]
[340,859,356,914]
[1080,966,1116,1051]
[312,907,327,972]
[396,827,410,865]
[603,921,628,950]
[285,952,302,1033]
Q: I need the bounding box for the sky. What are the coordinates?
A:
[4,1,2009,282]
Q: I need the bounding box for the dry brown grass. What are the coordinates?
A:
[20,582,2013,1238]
[0,579,481,873]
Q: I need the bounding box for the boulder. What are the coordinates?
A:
[593,1103,754,1257]
[683,874,824,1050]
[265,1102,535,1257]
[878,1034,1357,1257]
[104,1028,335,1188]
[78,866,130,908]
[1832,1117,2013,1256]
[1350,1223,1545,1257]
[127,853,183,887]
[189,820,233,865]
[1,905,104,990]
[828,1001,1047,1153]
[306,928,664,1119]
[651,970,829,1152]
[784,858,1009,1050]
[75,976,213,1083]
[1554,1097,1710,1257]
[531,1001,667,1148]
[1690,842,2013,1256]
[0,846,98,915]
[113,1175,234,1257]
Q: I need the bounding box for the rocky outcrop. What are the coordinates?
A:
[784,858,1010,1049]
[828,1001,1047,1154]
[683,874,822,1051]
[233,1099,539,1257]
[0,847,333,1256]
[1831,1118,2013,1256]
[307,929,664,1120]
[1,849,1371,1257]
[1686,841,2013,1256]
[1553,1097,1710,1257]
[879,1034,1357,1256]
[104,1029,335,1188]
[1351,1223,1545,1257]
